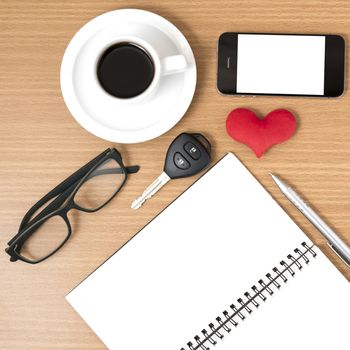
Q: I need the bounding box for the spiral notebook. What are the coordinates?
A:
[66,153,350,350]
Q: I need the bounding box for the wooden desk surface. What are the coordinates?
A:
[1,1,350,348]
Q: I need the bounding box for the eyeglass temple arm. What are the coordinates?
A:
[35,166,140,218]
[82,166,140,184]
[126,165,140,174]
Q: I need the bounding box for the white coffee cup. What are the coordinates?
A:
[94,35,187,103]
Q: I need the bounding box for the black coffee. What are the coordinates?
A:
[97,43,155,99]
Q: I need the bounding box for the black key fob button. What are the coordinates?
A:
[184,142,201,160]
[174,152,190,170]
[164,132,211,179]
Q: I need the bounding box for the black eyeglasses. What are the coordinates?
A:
[5,148,139,264]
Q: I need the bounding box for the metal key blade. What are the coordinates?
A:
[131,172,171,209]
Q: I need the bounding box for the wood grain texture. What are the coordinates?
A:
[1,0,349,348]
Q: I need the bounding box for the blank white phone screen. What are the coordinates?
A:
[236,34,326,95]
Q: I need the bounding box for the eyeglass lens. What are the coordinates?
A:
[74,158,126,210]
[19,215,69,262]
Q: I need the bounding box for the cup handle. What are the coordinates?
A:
[160,55,187,75]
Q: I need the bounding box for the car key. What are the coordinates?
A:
[131,132,211,209]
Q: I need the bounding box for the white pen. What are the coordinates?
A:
[271,173,350,268]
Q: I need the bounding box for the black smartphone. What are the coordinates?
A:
[217,32,345,97]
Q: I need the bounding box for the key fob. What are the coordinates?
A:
[163,133,211,179]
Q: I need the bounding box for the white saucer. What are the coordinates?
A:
[60,9,196,143]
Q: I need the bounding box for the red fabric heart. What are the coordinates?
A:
[226,108,297,158]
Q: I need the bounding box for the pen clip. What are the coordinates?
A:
[327,242,350,268]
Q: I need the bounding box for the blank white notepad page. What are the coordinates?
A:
[66,153,350,350]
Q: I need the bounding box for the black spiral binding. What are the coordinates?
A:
[180,242,317,350]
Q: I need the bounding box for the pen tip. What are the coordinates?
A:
[131,198,142,210]
[270,173,278,181]
[270,173,286,191]
[270,173,281,185]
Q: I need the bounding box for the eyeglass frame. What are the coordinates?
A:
[5,148,139,264]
